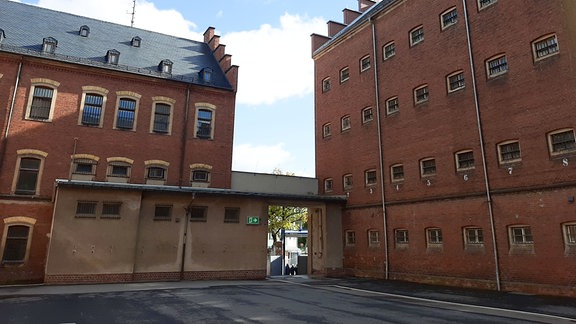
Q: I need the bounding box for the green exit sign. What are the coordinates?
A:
[247,216,260,225]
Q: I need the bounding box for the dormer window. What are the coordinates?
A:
[0,29,5,43]
[106,49,120,65]
[200,68,213,83]
[159,59,173,74]
[131,36,141,47]
[79,25,90,37]
[42,37,57,54]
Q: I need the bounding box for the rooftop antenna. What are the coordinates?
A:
[130,0,136,27]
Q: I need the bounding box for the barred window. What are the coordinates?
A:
[456,151,475,170]
[498,141,521,163]
[224,208,240,223]
[386,97,399,114]
[365,170,377,186]
[420,158,436,177]
[383,42,395,60]
[441,7,458,29]
[154,205,172,221]
[102,202,121,219]
[410,26,424,46]
[153,103,171,134]
[486,55,508,78]
[548,129,576,155]
[533,34,559,61]
[76,201,97,218]
[189,206,207,222]
[368,230,380,246]
[29,86,54,120]
[447,71,465,92]
[116,98,136,130]
[340,67,350,83]
[414,85,429,104]
[81,94,103,126]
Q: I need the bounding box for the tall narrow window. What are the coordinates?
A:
[362,107,373,123]
[343,174,353,191]
[345,231,356,246]
[391,164,404,182]
[410,26,424,47]
[15,157,41,195]
[383,41,395,60]
[322,78,331,93]
[341,115,351,131]
[81,94,103,126]
[414,85,429,105]
[196,109,213,139]
[116,98,136,130]
[322,123,332,138]
[2,225,30,264]
[29,86,54,120]
[386,97,399,114]
[360,55,371,72]
[153,103,171,134]
[324,178,333,193]
[340,67,350,83]
[368,230,380,247]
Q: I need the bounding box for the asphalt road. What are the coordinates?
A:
[0,277,574,323]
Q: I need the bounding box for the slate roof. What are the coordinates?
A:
[0,0,232,90]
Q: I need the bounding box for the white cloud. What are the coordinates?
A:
[233,143,292,174]
[34,0,202,40]
[221,14,326,106]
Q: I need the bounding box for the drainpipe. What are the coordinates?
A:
[462,0,501,291]
[178,84,191,187]
[370,16,389,280]
[0,58,23,172]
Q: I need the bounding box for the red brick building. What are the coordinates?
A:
[313,0,576,296]
[0,1,346,285]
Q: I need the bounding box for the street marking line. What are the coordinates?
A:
[331,285,576,323]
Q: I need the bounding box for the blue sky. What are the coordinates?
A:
[14,0,360,177]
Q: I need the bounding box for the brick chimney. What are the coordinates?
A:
[358,0,376,13]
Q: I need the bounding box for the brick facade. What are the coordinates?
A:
[313,0,576,297]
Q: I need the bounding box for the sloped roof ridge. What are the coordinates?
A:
[6,0,203,44]
[313,0,396,57]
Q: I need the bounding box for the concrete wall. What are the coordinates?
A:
[46,186,271,283]
[232,172,318,195]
